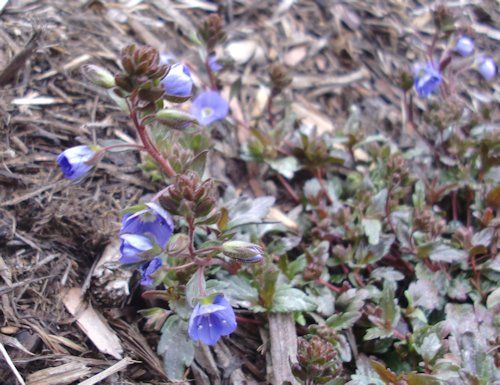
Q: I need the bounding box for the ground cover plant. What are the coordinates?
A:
[0,1,498,384]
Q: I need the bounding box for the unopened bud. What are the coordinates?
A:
[222,240,264,263]
[82,65,115,88]
[156,109,197,129]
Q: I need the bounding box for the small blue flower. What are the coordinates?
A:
[139,257,163,286]
[454,36,474,56]
[161,63,193,98]
[119,233,154,264]
[188,295,237,346]
[57,145,95,180]
[413,63,442,98]
[477,56,496,81]
[208,55,223,73]
[190,91,229,126]
[120,202,174,249]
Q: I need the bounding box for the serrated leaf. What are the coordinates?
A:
[158,315,194,381]
[271,285,316,313]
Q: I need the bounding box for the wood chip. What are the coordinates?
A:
[77,357,134,385]
[27,361,91,385]
[62,287,123,359]
[268,313,298,385]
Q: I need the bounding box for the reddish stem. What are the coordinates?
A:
[276,174,300,203]
[128,97,176,178]
[316,278,343,293]
[236,315,263,325]
[452,190,458,222]
[315,168,333,205]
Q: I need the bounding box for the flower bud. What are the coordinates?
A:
[413,62,442,98]
[454,36,474,57]
[156,109,197,129]
[222,241,263,263]
[161,63,193,102]
[82,65,115,88]
[57,145,96,180]
[477,56,497,81]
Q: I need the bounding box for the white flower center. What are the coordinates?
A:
[201,107,213,119]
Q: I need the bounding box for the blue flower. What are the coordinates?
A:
[208,55,223,73]
[413,63,442,98]
[57,145,95,180]
[190,91,229,126]
[161,63,193,99]
[139,257,163,286]
[477,56,496,81]
[188,295,237,346]
[454,36,474,56]
[119,233,154,264]
[120,202,174,249]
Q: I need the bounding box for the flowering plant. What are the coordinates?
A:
[53,7,498,385]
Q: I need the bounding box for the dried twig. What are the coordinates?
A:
[0,341,26,385]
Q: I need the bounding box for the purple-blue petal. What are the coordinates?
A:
[188,295,237,345]
[120,204,174,249]
[190,91,229,126]
[454,36,474,57]
[478,56,497,81]
[208,55,223,73]
[119,234,153,264]
[56,145,95,179]
[413,63,442,98]
[161,63,193,98]
[140,257,163,286]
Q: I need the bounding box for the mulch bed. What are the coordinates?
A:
[0,0,497,384]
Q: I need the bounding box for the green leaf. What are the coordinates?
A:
[326,311,361,330]
[271,285,316,313]
[414,333,442,362]
[362,218,382,245]
[226,196,275,229]
[486,287,500,309]
[219,274,259,307]
[406,373,442,385]
[266,156,300,179]
[188,150,208,176]
[370,267,404,282]
[471,227,494,247]
[428,243,467,263]
[380,281,399,327]
[158,315,194,381]
[412,180,426,210]
[185,269,206,306]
